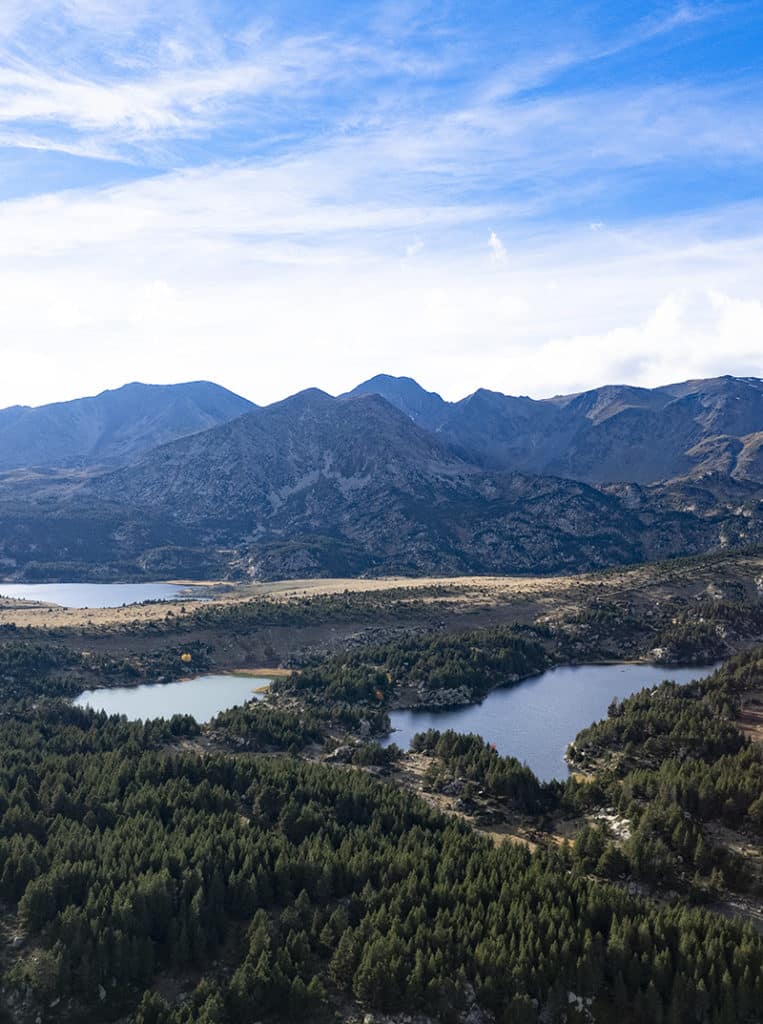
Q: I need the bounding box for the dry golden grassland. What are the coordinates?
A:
[1,551,762,637]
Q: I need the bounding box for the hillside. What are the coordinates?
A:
[0,380,254,471]
[0,375,761,580]
[352,373,763,484]
[77,389,763,580]
[90,389,637,577]
[1,561,762,1023]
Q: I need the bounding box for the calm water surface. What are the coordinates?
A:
[73,674,268,723]
[384,662,721,782]
[0,582,196,608]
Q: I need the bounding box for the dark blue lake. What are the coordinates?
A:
[384,661,721,782]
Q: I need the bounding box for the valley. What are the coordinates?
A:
[6,2,763,1019]
[2,548,762,680]
[0,377,762,1024]
[0,548,761,1023]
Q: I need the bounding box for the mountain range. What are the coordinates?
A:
[0,373,761,580]
[0,381,254,471]
[347,373,763,484]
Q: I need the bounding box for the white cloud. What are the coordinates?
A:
[478,3,727,105]
[0,2,761,409]
[506,290,763,397]
[0,149,761,408]
[488,231,507,263]
[0,36,348,143]
[0,159,500,267]
[405,239,424,258]
[0,3,462,158]
[0,0,757,181]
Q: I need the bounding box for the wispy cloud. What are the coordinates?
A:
[0,1,761,406]
[477,2,727,104]
[0,2,459,160]
[1,155,761,407]
[488,231,507,262]
[0,38,369,150]
[1,0,753,177]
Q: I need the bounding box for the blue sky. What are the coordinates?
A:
[1,0,762,407]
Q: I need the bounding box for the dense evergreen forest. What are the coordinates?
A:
[275,625,551,706]
[568,652,763,898]
[210,701,342,753]
[0,639,214,700]
[0,611,761,1022]
[0,691,760,1023]
[410,729,558,815]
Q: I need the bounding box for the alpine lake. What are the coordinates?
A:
[76,660,720,781]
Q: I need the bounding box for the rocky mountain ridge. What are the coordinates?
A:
[79,387,763,579]
[0,373,761,580]
[348,373,763,484]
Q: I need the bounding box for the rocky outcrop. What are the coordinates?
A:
[342,984,495,1024]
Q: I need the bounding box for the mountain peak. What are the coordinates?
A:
[270,387,334,412]
[0,380,255,472]
[352,373,440,393]
[344,374,447,427]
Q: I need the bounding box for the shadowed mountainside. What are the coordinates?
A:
[348,373,763,484]
[0,375,761,580]
[0,380,255,471]
[79,389,763,579]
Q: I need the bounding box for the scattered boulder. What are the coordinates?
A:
[325,745,355,764]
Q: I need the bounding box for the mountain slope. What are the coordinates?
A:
[92,390,472,523]
[0,376,762,581]
[0,380,255,471]
[81,390,763,580]
[354,374,763,484]
[546,376,763,483]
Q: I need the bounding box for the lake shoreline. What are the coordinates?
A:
[382,659,723,782]
[387,655,712,712]
[73,671,272,724]
[229,667,293,677]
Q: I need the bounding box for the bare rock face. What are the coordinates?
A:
[463,1007,494,1024]
[342,1000,495,1024]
